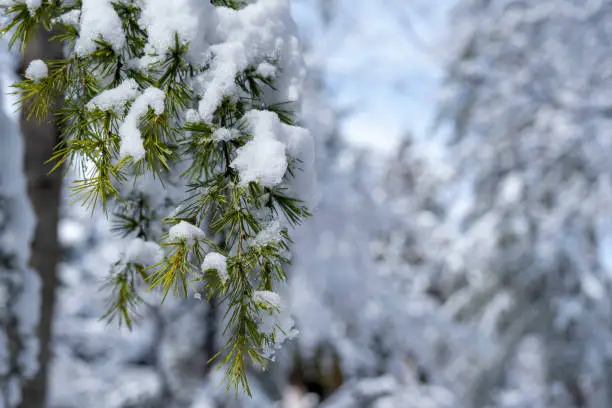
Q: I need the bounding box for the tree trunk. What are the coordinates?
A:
[17,26,64,408]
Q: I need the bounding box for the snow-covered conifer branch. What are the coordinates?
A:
[1,0,315,394]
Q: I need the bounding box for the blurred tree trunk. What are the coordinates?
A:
[17,26,63,408]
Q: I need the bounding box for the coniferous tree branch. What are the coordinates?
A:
[1,0,313,394]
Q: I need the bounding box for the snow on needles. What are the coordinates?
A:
[168,221,206,244]
[251,219,283,247]
[140,0,198,54]
[119,87,165,160]
[53,9,81,26]
[232,136,287,187]
[196,0,297,122]
[184,109,201,123]
[253,290,281,310]
[75,0,125,55]
[212,127,235,142]
[24,59,47,81]
[201,252,228,282]
[232,109,317,204]
[252,291,298,360]
[256,62,277,78]
[231,110,289,187]
[86,79,140,113]
[68,0,315,206]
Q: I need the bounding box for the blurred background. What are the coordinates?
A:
[3,0,612,407]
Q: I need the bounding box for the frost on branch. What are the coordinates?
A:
[0,0,314,392]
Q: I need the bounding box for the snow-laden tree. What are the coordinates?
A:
[1,0,316,392]
[439,0,612,406]
[0,73,41,408]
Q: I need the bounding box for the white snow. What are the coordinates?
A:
[251,219,283,247]
[355,375,398,397]
[231,110,289,187]
[498,173,524,205]
[168,221,206,244]
[232,136,287,187]
[24,59,47,81]
[279,122,318,207]
[256,62,277,78]
[253,290,282,310]
[0,1,321,404]
[201,252,228,282]
[262,314,298,361]
[75,0,125,55]
[25,0,41,15]
[53,9,81,26]
[86,79,140,113]
[211,127,235,142]
[196,0,300,121]
[58,218,87,247]
[118,87,165,160]
[124,238,163,266]
[139,0,198,55]
[231,109,316,202]
[13,268,41,379]
[253,290,299,361]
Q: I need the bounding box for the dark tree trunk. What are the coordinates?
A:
[17,26,63,408]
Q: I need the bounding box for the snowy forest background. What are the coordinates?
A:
[2,0,612,407]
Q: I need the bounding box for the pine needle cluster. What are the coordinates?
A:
[1,0,311,394]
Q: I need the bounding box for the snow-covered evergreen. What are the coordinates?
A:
[1,0,316,390]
